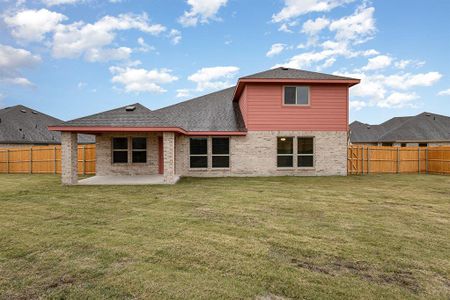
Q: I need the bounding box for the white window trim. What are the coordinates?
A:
[282,85,310,106]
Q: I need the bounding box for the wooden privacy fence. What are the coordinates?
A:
[348,145,450,175]
[0,145,95,175]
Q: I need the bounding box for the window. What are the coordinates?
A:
[284,86,309,105]
[401,143,407,147]
[190,138,208,168]
[112,137,128,163]
[381,142,393,147]
[298,137,314,167]
[419,143,428,147]
[132,137,147,163]
[212,137,230,168]
[277,137,293,167]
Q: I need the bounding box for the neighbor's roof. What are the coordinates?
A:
[350,112,450,143]
[56,87,246,132]
[241,67,359,81]
[0,105,95,144]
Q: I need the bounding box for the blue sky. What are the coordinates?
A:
[1,0,449,124]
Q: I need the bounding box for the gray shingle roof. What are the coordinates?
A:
[241,67,358,81]
[350,112,450,143]
[60,87,246,132]
[0,105,95,144]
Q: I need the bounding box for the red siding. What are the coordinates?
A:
[244,83,349,131]
[239,86,248,126]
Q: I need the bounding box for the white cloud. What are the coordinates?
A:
[362,55,392,71]
[278,23,293,33]
[168,29,182,45]
[176,88,191,98]
[301,17,330,35]
[272,0,354,23]
[329,5,376,44]
[384,72,442,90]
[136,37,155,52]
[179,0,228,27]
[378,92,418,108]
[52,13,166,61]
[438,89,450,96]
[41,0,82,6]
[110,66,178,93]
[0,44,41,87]
[349,100,367,111]
[188,66,239,91]
[4,9,67,42]
[266,43,286,57]
[84,47,132,62]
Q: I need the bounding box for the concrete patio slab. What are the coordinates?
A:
[78,175,179,185]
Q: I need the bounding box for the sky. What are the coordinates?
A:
[0,0,449,124]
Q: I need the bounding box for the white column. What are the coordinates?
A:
[61,132,78,185]
[163,132,176,184]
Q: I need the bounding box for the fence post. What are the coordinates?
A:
[418,147,420,174]
[6,149,9,174]
[29,147,32,174]
[82,145,86,176]
[397,147,400,174]
[54,146,57,174]
[361,146,365,175]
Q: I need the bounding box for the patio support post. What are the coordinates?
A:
[61,132,78,185]
[163,132,176,184]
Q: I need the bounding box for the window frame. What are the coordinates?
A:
[112,137,129,164]
[211,137,230,169]
[297,137,315,168]
[189,137,208,169]
[283,85,310,106]
[131,137,147,164]
[277,137,294,168]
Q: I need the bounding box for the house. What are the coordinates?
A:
[49,67,360,184]
[350,112,450,147]
[0,105,94,148]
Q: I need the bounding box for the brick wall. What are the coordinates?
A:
[176,131,347,177]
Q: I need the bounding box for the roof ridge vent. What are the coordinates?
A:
[280,67,289,70]
[20,109,27,113]
[31,111,37,114]
[125,105,136,112]
[425,113,431,116]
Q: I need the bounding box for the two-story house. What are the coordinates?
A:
[49,67,360,184]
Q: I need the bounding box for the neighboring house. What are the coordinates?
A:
[49,67,360,184]
[350,112,450,147]
[0,105,94,148]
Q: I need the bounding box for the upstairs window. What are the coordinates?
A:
[298,137,314,167]
[212,137,230,168]
[132,137,147,163]
[284,86,310,105]
[190,138,208,168]
[112,137,128,163]
[277,137,294,167]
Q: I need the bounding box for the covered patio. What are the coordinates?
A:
[59,131,178,185]
[78,174,179,185]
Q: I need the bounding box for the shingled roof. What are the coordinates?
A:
[241,67,358,81]
[0,105,94,144]
[59,87,246,132]
[350,112,450,143]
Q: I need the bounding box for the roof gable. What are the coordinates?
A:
[242,67,358,81]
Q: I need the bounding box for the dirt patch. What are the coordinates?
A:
[291,257,421,293]
[46,274,75,289]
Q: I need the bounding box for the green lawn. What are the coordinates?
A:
[0,175,449,299]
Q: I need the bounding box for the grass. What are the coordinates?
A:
[0,174,449,299]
